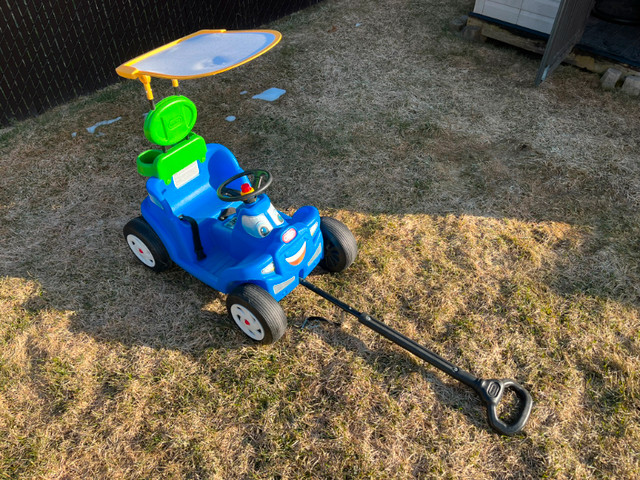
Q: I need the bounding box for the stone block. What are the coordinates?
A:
[449,15,468,32]
[600,68,621,90]
[461,25,485,42]
[621,75,640,96]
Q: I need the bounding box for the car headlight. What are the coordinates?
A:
[261,262,275,275]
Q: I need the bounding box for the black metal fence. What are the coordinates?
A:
[0,0,322,126]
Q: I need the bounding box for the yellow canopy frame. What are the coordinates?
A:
[116,29,282,101]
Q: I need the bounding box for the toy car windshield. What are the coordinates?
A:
[116,29,282,80]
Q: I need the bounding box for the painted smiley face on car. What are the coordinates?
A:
[285,242,306,266]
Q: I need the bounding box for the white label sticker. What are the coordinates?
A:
[173,161,199,189]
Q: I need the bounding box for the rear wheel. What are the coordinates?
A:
[123,216,172,272]
[319,217,358,273]
[226,284,287,344]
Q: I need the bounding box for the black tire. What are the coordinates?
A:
[123,216,172,272]
[226,284,287,344]
[319,217,358,273]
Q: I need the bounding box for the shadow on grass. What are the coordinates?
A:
[10,256,255,357]
[264,122,640,306]
[5,122,638,380]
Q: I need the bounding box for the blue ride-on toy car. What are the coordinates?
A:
[118,30,357,344]
[117,29,533,435]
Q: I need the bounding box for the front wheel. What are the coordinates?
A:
[123,216,172,272]
[319,217,358,273]
[226,284,287,344]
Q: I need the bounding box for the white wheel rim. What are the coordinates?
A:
[126,234,156,267]
[230,304,265,341]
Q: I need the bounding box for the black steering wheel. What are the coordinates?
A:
[216,169,272,204]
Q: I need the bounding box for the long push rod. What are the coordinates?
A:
[299,279,533,436]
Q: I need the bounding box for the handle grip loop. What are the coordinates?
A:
[477,378,533,436]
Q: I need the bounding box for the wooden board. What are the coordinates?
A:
[467,16,640,76]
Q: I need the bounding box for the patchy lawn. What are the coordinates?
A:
[1,0,639,478]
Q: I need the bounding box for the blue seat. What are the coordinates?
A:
[145,143,244,222]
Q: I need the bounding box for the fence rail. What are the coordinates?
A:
[0,0,321,126]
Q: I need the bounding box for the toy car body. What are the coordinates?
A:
[138,141,323,301]
[117,29,532,436]
[119,31,357,344]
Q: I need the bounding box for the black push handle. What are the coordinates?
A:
[475,378,533,436]
[299,279,534,436]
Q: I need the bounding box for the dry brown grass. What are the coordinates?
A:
[2,0,640,478]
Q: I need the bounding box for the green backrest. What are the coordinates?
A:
[137,135,207,184]
[137,95,207,184]
[144,95,198,146]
